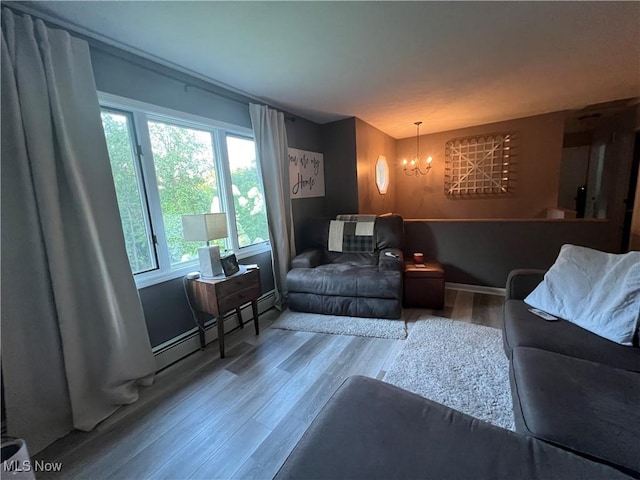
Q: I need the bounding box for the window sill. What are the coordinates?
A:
[134,242,271,290]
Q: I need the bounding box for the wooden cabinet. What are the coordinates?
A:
[403,261,445,310]
[187,266,261,358]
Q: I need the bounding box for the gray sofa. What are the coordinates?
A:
[503,269,640,477]
[275,269,640,479]
[286,215,404,319]
[275,376,631,479]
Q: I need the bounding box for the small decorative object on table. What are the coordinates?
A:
[221,252,239,276]
[413,252,424,264]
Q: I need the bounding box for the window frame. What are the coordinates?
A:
[99,92,270,289]
[222,132,271,249]
[100,106,159,275]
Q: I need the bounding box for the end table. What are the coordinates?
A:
[186,265,261,358]
[403,261,445,310]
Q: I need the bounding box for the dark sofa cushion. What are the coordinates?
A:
[506,269,545,300]
[503,299,640,372]
[374,213,404,250]
[290,248,322,268]
[287,264,401,299]
[288,292,401,319]
[322,251,379,265]
[511,347,640,475]
[275,376,631,480]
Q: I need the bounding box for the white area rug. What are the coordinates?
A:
[272,310,407,340]
[384,317,515,430]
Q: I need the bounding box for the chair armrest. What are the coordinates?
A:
[506,269,546,300]
[291,249,323,269]
[378,248,404,272]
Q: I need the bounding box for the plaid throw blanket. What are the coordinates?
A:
[336,214,377,223]
[328,215,376,253]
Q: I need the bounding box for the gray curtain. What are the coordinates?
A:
[249,104,295,308]
[1,9,155,453]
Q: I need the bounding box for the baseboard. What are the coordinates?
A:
[445,282,506,296]
[153,291,276,371]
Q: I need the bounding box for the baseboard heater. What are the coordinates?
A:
[152,290,276,372]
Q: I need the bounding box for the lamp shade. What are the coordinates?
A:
[181,213,228,241]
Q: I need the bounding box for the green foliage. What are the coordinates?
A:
[101,112,154,273]
[230,165,269,248]
[102,112,270,274]
[148,121,221,264]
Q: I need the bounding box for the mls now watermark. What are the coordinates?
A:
[3,459,63,473]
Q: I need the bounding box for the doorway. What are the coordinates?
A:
[621,132,640,251]
[558,144,606,218]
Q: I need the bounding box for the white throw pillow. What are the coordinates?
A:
[524,244,640,346]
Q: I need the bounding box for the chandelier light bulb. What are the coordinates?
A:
[403,121,432,176]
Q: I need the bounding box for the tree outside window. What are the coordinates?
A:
[148,120,223,265]
[100,98,270,283]
[101,110,156,274]
[227,135,269,248]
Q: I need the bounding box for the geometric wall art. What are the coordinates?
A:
[444,133,513,195]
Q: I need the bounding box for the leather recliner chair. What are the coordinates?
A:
[286,214,404,319]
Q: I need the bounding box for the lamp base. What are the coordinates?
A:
[198,245,223,278]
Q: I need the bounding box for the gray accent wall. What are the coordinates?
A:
[90,45,252,129]
[321,118,360,217]
[288,118,325,253]
[290,117,360,252]
[404,219,617,288]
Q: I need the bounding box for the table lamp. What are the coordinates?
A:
[181,213,228,278]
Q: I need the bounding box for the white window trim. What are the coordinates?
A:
[98,92,271,289]
[135,242,270,289]
[99,92,253,136]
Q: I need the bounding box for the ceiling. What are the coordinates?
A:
[17,1,640,139]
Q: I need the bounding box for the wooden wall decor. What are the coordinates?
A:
[444,134,513,195]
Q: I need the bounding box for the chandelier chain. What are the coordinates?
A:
[404,120,431,176]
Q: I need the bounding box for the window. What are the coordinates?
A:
[147,120,223,266]
[101,109,157,274]
[99,93,270,287]
[226,135,269,248]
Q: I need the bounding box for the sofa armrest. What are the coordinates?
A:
[378,248,404,272]
[291,249,323,269]
[506,269,546,300]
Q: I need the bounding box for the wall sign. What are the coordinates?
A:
[288,148,325,199]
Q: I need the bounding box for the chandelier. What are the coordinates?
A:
[403,121,432,176]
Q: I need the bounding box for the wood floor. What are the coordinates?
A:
[35,289,504,480]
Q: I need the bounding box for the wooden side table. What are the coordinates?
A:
[186,265,261,358]
[403,261,445,310]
